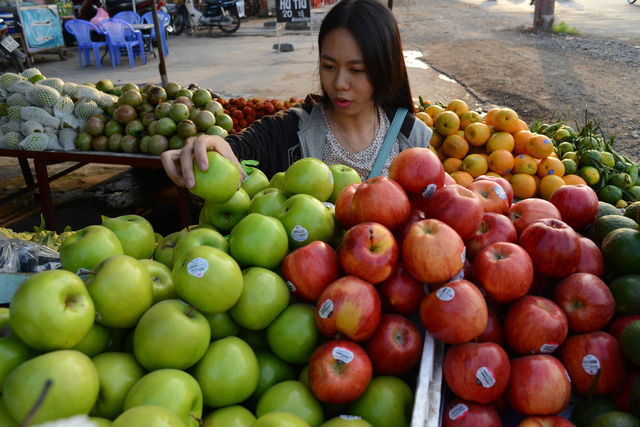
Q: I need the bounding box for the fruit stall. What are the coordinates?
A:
[1,68,640,427]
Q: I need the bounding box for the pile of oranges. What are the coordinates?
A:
[416,99,588,201]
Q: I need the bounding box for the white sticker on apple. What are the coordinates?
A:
[436,286,455,301]
[319,299,333,319]
[340,415,362,420]
[332,347,354,364]
[476,366,496,388]
[329,171,334,185]
[291,225,309,242]
[582,354,600,375]
[322,202,335,209]
[461,246,466,264]
[242,174,250,183]
[187,257,208,278]
[449,403,469,420]
[540,342,559,354]
[286,280,296,292]
[565,369,572,383]
[494,185,507,200]
[421,183,437,198]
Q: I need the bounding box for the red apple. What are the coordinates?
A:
[518,415,576,427]
[334,182,361,230]
[609,315,640,341]
[506,354,572,415]
[419,279,488,344]
[443,341,511,404]
[421,184,485,241]
[575,236,605,278]
[444,172,457,186]
[308,339,372,405]
[362,313,423,376]
[281,241,342,303]
[442,397,502,427]
[473,174,514,207]
[508,198,563,236]
[465,212,518,261]
[503,295,569,356]
[559,331,627,395]
[337,222,398,285]
[471,242,534,304]
[392,208,426,249]
[553,272,616,334]
[518,218,581,279]
[315,276,381,342]
[402,219,466,285]
[549,184,599,231]
[476,305,504,347]
[351,176,410,231]
[466,179,510,215]
[377,262,424,316]
[388,146,445,197]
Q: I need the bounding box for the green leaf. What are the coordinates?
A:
[240,159,259,175]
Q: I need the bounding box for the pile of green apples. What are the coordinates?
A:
[1,156,422,426]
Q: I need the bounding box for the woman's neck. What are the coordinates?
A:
[329,104,379,153]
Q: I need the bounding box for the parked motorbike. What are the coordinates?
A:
[105,0,167,17]
[0,17,25,73]
[179,0,243,34]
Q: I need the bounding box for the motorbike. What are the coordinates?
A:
[0,17,25,73]
[177,0,243,34]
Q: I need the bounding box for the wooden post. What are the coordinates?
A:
[533,0,555,31]
[149,0,169,86]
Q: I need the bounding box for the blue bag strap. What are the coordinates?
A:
[368,107,408,179]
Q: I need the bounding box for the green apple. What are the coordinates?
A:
[250,350,296,403]
[347,376,413,427]
[124,369,203,427]
[266,303,320,364]
[101,214,156,260]
[268,172,287,193]
[241,167,270,199]
[320,416,372,426]
[253,411,311,427]
[172,227,229,267]
[276,194,335,250]
[228,213,289,270]
[229,267,290,330]
[190,151,240,203]
[0,308,37,394]
[205,311,240,341]
[89,417,113,427]
[9,269,95,352]
[0,398,18,427]
[284,158,334,202]
[193,336,259,408]
[201,405,256,427]
[138,259,178,304]
[201,188,251,233]
[256,380,324,427]
[153,231,187,268]
[72,322,110,357]
[59,225,124,273]
[3,350,99,425]
[172,246,243,314]
[133,299,211,371]
[238,327,270,352]
[111,405,187,427]
[85,255,154,329]
[249,188,289,217]
[90,352,145,419]
[328,164,362,204]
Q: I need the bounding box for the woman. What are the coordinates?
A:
[161,0,432,189]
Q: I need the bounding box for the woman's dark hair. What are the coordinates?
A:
[318,0,414,113]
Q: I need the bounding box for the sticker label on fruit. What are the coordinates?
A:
[449,403,469,420]
[187,257,209,278]
[421,183,437,198]
[540,342,559,354]
[565,369,572,382]
[319,299,334,318]
[322,202,335,209]
[340,416,362,420]
[494,185,507,200]
[291,225,309,242]
[286,280,296,292]
[582,354,601,375]
[436,286,455,301]
[242,174,250,183]
[461,246,466,264]
[329,171,334,185]
[332,347,354,364]
[476,366,496,388]
[75,268,92,282]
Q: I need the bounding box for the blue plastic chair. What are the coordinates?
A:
[98,18,146,68]
[113,11,141,25]
[140,11,170,56]
[64,19,107,69]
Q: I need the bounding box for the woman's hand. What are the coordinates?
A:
[160,134,245,189]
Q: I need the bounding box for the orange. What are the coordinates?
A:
[488,149,515,175]
[455,130,466,138]
[446,99,470,117]
[537,157,566,178]
[435,111,461,136]
[526,134,555,159]
[562,174,587,186]
[442,157,463,174]
[485,172,502,178]
[464,122,491,147]
[469,145,487,155]
[450,171,474,187]
[513,130,534,155]
[429,127,444,149]
[436,146,447,163]
[511,173,537,199]
[501,171,513,182]
[416,111,433,127]
[425,105,445,123]
[538,175,566,200]
[484,108,500,126]
[459,111,483,130]
[441,134,469,159]
[514,119,528,133]
[532,175,541,198]
[493,108,520,133]
[460,154,489,178]
[485,132,515,154]
[513,154,538,176]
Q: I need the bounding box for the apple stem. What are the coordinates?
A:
[189,412,202,424]
[22,379,53,427]
[185,305,198,317]
[586,368,601,407]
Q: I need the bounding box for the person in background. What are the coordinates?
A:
[161,0,432,188]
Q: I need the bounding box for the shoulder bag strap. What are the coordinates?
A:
[367,107,408,179]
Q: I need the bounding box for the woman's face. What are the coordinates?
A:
[319,27,375,117]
